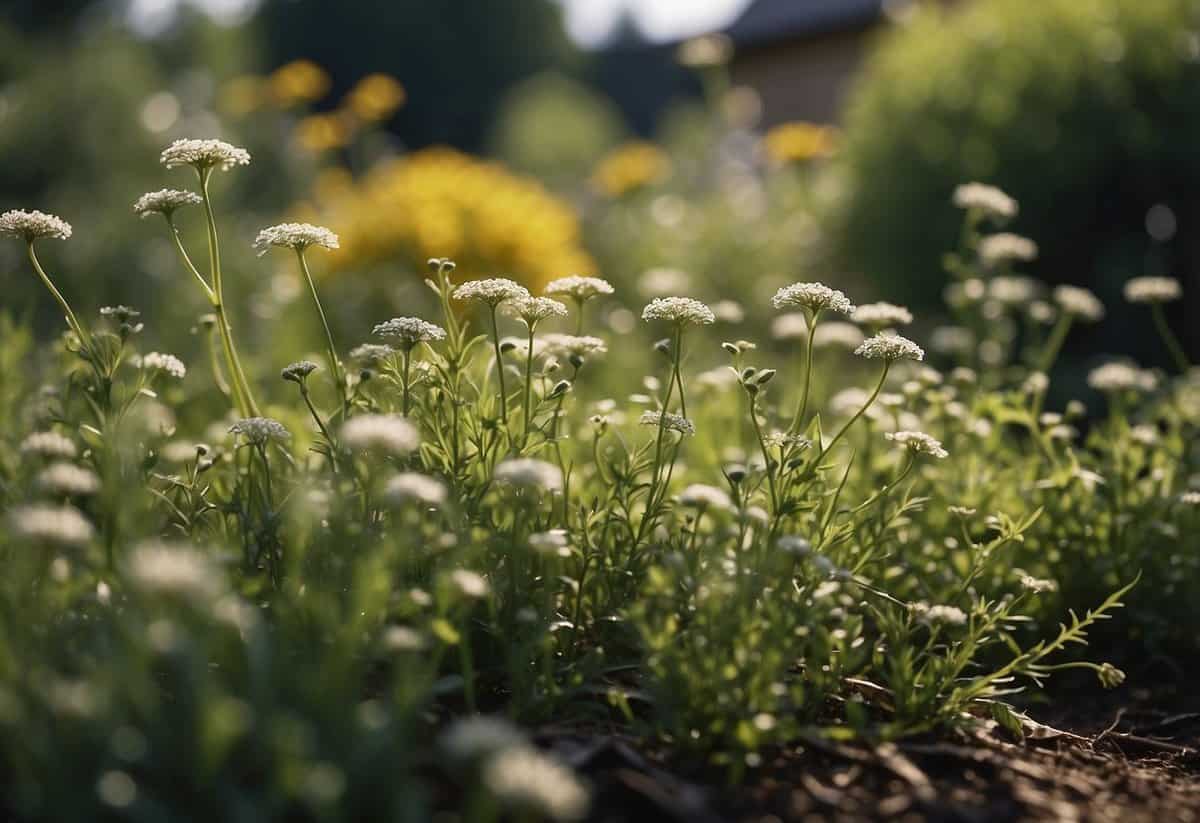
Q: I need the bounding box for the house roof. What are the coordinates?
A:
[724,0,885,49]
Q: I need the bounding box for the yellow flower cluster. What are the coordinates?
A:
[762,121,839,166]
[590,141,672,198]
[306,148,596,292]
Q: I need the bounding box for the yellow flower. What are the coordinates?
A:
[344,74,407,122]
[295,113,353,153]
[762,122,838,166]
[590,142,671,198]
[267,60,331,108]
[221,75,266,115]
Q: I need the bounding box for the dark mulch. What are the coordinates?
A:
[542,685,1200,822]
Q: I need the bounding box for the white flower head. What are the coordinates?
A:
[160,138,251,171]
[37,462,100,497]
[770,312,809,340]
[281,360,319,383]
[544,275,614,302]
[341,415,420,457]
[483,746,589,823]
[229,417,291,445]
[639,410,695,436]
[528,529,570,556]
[0,209,72,241]
[543,334,608,361]
[133,189,202,219]
[350,343,394,364]
[1087,362,1158,393]
[855,332,925,362]
[507,295,569,326]
[886,430,948,459]
[21,431,78,459]
[912,603,967,626]
[494,458,563,494]
[812,321,865,349]
[953,182,1018,220]
[440,716,525,762]
[128,541,224,602]
[1179,491,1200,506]
[978,233,1037,266]
[852,302,913,327]
[449,569,490,599]
[771,282,855,315]
[988,276,1038,306]
[140,351,187,379]
[1053,285,1105,322]
[384,472,447,507]
[641,296,715,326]
[1020,575,1058,594]
[373,317,447,348]
[453,278,530,307]
[8,503,94,547]
[254,222,339,255]
[676,484,732,510]
[1123,276,1182,305]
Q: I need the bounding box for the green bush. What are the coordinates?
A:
[831,0,1200,322]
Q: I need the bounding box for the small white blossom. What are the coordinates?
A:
[1087,362,1157,393]
[952,182,1018,220]
[544,275,614,301]
[0,209,72,241]
[676,484,732,510]
[8,503,94,547]
[543,334,607,360]
[341,415,420,457]
[449,569,490,599]
[771,282,855,315]
[886,430,949,459]
[37,462,100,497]
[384,472,447,507]
[1053,285,1105,322]
[281,360,319,383]
[711,300,745,323]
[931,326,975,355]
[770,312,809,340]
[494,458,564,493]
[507,295,569,326]
[988,276,1038,305]
[132,189,202,219]
[229,417,291,445]
[978,232,1037,266]
[852,302,913,327]
[777,536,812,556]
[1123,276,1182,305]
[128,541,224,602]
[855,332,925,362]
[140,351,187,379]
[812,321,865,349]
[913,603,968,626]
[640,410,695,436]
[440,716,524,762]
[641,296,715,326]
[254,222,339,254]
[373,317,447,348]
[160,138,251,171]
[1020,575,1058,594]
[483,746,589,823]
[350,343,394,364]
[1179,491,1200,506]
[528,529,570,555]
[21,431,78,459]
[453,278,530,307]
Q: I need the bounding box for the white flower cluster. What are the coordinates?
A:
[483,745,589,822]
[453,278,530,306]
[384,472,447,507]
[350,343,394,364]
[373,317,447,347]
[254,223,339,254]
[641,296,715,326]
[8,503,94,547]
[133,189,202,219]
[770,312,809,340]
[813,321,864,349]
[640,410,696,436]
[676,484,732,510]
[37,462,100,497]
[0,209,72,241]
[128,541,224,602]
[229,417,291,445]
[988,276,1038,306]
[494,458,563,493]
[952,182,1018,220]
[281,360,319,383]
[886,430,949,459]
[507,295,569,325]
[440,715,526,762]
[978,232,1037,266]
[852,302,913,327]
[341,415,420,457]
[771,282,855,315]
[1123,276,1182,305]
[911,603,968,626]
[140,351,187,379]
[21,431,77,459]
[854,332,925,362]
[1053,285,1105,322]
[160,138,251,171]
[544,275,614,301]
[1020,575,1058,594]
[1087,362,1158,393]
[543,334,608,359]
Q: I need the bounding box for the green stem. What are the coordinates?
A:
[1037,313,1072,373]
[489,306,508,422]
[26,242,91,356]
[819,362,889,461]
[789,311,819,434]
[749,396,780,515]
[521,325,536,447]
[1151,303,1190,373]
[296,249,346,417]
[401,347,412,417]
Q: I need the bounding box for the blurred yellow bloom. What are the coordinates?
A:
[268,60,331,108]
[312,147,595,293]
[222,75,266,115]
[344,74,407,122]
[763,122,839,166]
[295,113,353,152]
[590,142,671,198]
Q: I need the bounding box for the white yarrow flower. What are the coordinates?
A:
[952,182,1018,220]
[1123,276,1182,305]
[978,233,1037,266]
[21,431,78,459]
[1087,362,1157,393]
[384,472,447,507]
[229,417,291,445]
[854,333,925,362]
[1053,285,1105,322]
[676,484,732,510]
[544,275,614,301]
[770,312,809,340]
[641,296,715,326]
[160,138,251,171]
[254,222,339,255]
[373,317,447,348]
[886,430,949,459]
[542,334,608,360]
[37,462,100,497]
[128,541,224,602]
[771,282,855,315]
[483,746,589,823]
[639,410,695,436]
[140,351,187,379]
[133,189,202,219]
[507,295,569,326]
[341,415,420,457]
[440,716,525,762]
[8,503,94,547]
[453,278,530,307]
[0,209,72,241]
[852,302,913,327]
[494,458,564,493]
[812,321,865,349]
